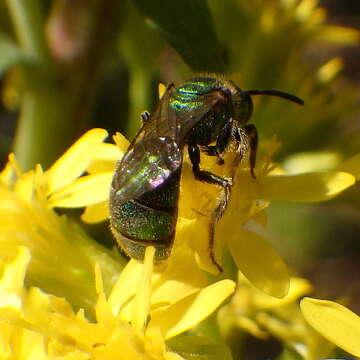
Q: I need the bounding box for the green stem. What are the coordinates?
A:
[6,0,121,171]
[5,0,48,59]
[5,0,59,170]
[13,89,73,170]
[126,70,149,138]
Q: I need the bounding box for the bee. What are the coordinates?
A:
[109,75,303,271]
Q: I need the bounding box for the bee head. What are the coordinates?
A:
[232,87,304,124]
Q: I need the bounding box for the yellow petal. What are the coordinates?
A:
[94,265,118,328]
[46,128,108,194]
[113,132,130,152]
[283,151,342,174]
[109,260,143,318]
[94,263,104,295]
[86,143,122,174]
[48,172,113,208]
[13,171,35,202]
[158,83,166,98]
[252,277,313,310]
[95,292,118,329]
[227,229,289,298]
[236,316,268,339]
[317,25,360,45]
[150,279,235,339]
[150,243,208,306]
[295,0,316,22]
[0,247,30,312]
[251,201,270,227]
[117,244,209,322]
[301,297,360,357]
[0,155,17,187]
[145,326,167,357]
[258,171,355,202]
[338,153,360,180]
[317,58,344,83]
[252,210,268,227]
[179,217,220,275]
[165,352,186,360]
[132,246,154,331]
[81,201,109,223]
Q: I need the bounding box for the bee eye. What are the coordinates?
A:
[235,92,253,124]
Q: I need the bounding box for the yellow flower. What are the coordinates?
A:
[15,127,354,300]
[0,139,236,358]
[0,137,123,312]
[301,297,360,357]
[0,246,234,359]
[218,274,335,360]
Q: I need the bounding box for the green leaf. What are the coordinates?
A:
[132,0,225,72]
[0,33,30,75]
[167,334,233,360]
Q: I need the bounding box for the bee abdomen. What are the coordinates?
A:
[110,198,177,261]
[109,170,180,262]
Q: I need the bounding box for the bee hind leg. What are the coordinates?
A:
[188,145,233,273]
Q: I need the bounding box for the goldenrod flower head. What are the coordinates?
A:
[218,274,335,359]
[0,246,234,359]
[0,135,236,358]
[0,126,358,359]
[0,134,123,312]
[4,127,353,300]
[88,131,354,297]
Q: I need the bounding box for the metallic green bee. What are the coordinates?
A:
[110,75,303,270]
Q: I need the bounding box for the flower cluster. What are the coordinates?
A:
[0,125,358,358]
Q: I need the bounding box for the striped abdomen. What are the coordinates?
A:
[109,169,181,261]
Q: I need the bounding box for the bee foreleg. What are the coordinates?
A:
[200,120,234,165]
[216,119,234,156]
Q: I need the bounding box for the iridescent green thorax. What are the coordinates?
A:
[170,76,241,145]
[169,75,253,127]
[170,76,228,111]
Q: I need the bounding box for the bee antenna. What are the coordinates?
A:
[244,90,304,105]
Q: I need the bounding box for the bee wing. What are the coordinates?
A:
[112,86,227,201]
[112,85,182,201]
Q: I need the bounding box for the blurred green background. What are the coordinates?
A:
[0,0,359,328]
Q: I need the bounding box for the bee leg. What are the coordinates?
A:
[188,145,232,189]
[216,119,233,155]
[207,182,232,273]
[140,111,151,123]
[243,124,258,179]
[200,120,233,165]
[188,145,232,273]
[215,119,235,165]
[201,145,224,165]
